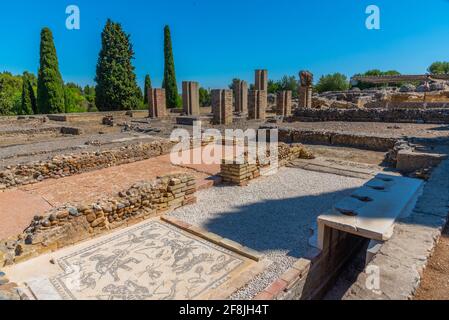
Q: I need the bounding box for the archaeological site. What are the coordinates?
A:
[1,1,449,309]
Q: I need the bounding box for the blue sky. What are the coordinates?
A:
[1,0,449,89]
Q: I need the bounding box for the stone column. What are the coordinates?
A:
[182,81,200,116]
[298,71,313,108]
[276,90,292,116]
[248,90,267,120]
[234,80,248,114]
[255,70,268,91]
[211,89,233,125]
[148,88,167,118]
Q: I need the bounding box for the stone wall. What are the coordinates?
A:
[220,143,314,185]
[293,108,449,124]
[278,127,397,152]
[0,174,197,267]
[0,140,175,190]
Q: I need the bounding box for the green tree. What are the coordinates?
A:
[95,19,141,111]
[0,72,23,115]
[428,62,449,75]
[143,74,152,105]
[228,78,242,92]
[64,83,88,113]
[267,80,280,94]
[20,72,37,115]
[315,73,350,93]
[37,27,65,114]
[162,25,181,108]
[199,87,211,107]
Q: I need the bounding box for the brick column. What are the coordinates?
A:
[148,88,167,118]
[276,90,292,116]
[212,89,233,125]
[298,86,313,108]
[234,80,248,114]
[255,70,268,91]
[182,81,200,116]
[248,90,267,120]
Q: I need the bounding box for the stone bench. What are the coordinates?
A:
[317,173,424,250]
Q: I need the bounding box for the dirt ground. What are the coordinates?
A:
[305,144,387,166]
[414,224,449,300]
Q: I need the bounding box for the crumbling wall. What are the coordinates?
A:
[0,140,175,190]
[0,174,197,267]
[293,108,449,124]
[220,143,314,185]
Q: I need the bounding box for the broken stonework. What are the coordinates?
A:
[234,80,248,114]
[276,91,292,117]
[182,81,200,116]
[148,88,167,118]
[0,140,175,189]
[248,90,267,120]
[255,70,268,91]
[211,89,233,125]
[0,174,197,267]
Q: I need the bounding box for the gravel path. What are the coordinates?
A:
[168,167,367,299]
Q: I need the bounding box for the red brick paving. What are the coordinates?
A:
[0,148,225,240]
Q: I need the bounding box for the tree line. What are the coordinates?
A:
[1,19,448,115]
[0,21,181,115]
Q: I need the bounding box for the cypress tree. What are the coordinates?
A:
[95,19,141,111]
[37,27,65,114]
[143,74,152,105]
[20,72,37,115]
[162,25,180,108]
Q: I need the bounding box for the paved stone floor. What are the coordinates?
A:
[4,219,258,300]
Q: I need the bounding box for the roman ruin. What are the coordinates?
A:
[234,80,248,114]
[248,90,267,120]
[255,69,268,91]
[276,90,292,117]
[211,89,233,125]
[1,68,449,302]
[182,81,200,116]
[148,88,167,118]
[298,70,313,108]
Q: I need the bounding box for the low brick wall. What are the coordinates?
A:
[0,174,196,267]
[279,128,397,152]
[220,143,314,185]
[293,108,449,124]
[0,140,175,190]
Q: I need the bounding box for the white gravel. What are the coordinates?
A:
[168,167,367,299]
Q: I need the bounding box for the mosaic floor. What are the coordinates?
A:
[9,219,257,300]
